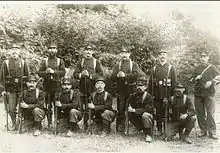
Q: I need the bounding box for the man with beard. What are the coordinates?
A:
[87,77,115,136]
[19,73,46,136]
[38,42,65,128]
[148,49,176,136]
[127,76,154,143]
[111,47,143,134]
[190,51,220,140]
[73,45,104,131]
[167,83,196,144]
[0,44,29,130]
[55,77,82,137]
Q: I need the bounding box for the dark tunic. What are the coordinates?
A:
[169,95,195,122]
[191,64,219,97]
[0,58,29,92]
[128,91,154,115]
[38,57,65,92]
[91,91,113,112]
[148,62,176,100]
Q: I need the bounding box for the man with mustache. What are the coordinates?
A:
[111,47,142,134]
[55,77,82,137]
[148,49,177,136]
[74,45,104,131]
[19,73,46,136]
[38,42,65,128]
[167,83,196,144]
[190,51,220,140]
[87,77,115,136]
[127,76,154,143]
[0,44,29,131]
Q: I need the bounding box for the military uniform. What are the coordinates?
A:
[0,45,29,129]
[148,51,176,133]
[168,92,196,143]
[55,87,83,132]
[128,90,154,136]
[89,90,116,135]
[38,44,65,126]
[21,88,46,132]
[111,48,142,133]
[73,45,104,130]
[191,52,219,139]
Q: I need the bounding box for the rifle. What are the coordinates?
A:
[151,70,156,139]
[17,75,26,134]
[124,96,130,136]
[163,78,169,142]
[2,65,9,131]
[54,73,59,135]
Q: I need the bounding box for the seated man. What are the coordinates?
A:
[55,77,82,137]
[87,77,116,136]
[167,83,196,144]
[20,73,46,136]
[127,76,154,143]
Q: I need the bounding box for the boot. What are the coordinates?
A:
[47,112,52,128]
[103,119,111,135]
[33,122,41,136]
[179,127,184,139]
[10,114,17,131]
[156,122,163,136]
[70,122,78,132]
[182,130,192,144]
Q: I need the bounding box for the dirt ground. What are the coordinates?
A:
[1,87,220,153]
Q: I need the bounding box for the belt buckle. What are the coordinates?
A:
[14,78,19,83]
[159,81,163,85]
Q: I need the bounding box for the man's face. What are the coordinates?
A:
[175,87,185,97]
[11,49,20,60]
[137,84,147,93]
[84,48,93,59]
[95,81,105,92]
[158,52,167,63]
[62,83,72,92]
[48,47,57,57]
[120,52,130,60]
[200,55,209,64]
[27,80,37,90]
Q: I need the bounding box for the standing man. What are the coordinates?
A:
[73,45,104,131]
[127,76,154,143]
[0,44,29,130]
[55,77,83,137]
[111,47,143,134]
[38,42,65,128]
[148,49,177,136]
[87,77,116,136]
[19,73,46,136]
[167,83,196,144]
[191,51,220,140]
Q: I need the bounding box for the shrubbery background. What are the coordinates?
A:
[0,4,220,93]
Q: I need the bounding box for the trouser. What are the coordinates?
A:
[116,94,129,133]
[170,115,196,138]
[23,107,46,130]
[92,109,116,134]
[195,96,216,135]
[45,91,56,126]
[56,108,83,131]
[8,92,19,126]
[155,99,165,132]
[129,112,154,135]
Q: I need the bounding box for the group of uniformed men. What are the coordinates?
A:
[0,42,220,144]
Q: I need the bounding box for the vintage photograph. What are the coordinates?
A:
[0,1,220,153]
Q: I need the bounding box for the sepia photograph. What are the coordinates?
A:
[0,1,220,153]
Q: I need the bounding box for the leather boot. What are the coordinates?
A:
[103,119,111,135]
[182,130,192,144]
[10,114,17,131]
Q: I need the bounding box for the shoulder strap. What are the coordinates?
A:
[70,89,74,100]
[200,64,212,76]
[36,88,39,99]
[183,95,187,105]
[142,91,147,103]
[45,58,48,68]
[57,58,60,68]
[5,60,10,76]
[93,58,96,70]
[104,91,108,101]
[153,66,156,74]
[129,60,133,73]
[91,92,96,102]
[81,58,84,68]
[170,96,174,105]
[167,64,172,78]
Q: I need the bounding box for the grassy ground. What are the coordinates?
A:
[0,87,220,153]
